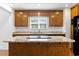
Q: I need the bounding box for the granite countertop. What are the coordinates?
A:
[4,36,75,42]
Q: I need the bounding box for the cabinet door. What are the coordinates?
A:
[55,12,63,26]
[29,42,48,56]
[48,43,57,56]
[15,12,22,27]
[49,11,63,27]
[49,13,56,26]
[48,42,70,56]
[71,4,79,19]
[29,43,41,56]
[9,42,32,56]
[15,11,28,27]
[40,42,48,56]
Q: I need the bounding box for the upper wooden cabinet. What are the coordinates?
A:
[15,11,28,27]
[71,4,79,19]
[15,10,63,27]
[49,11,63,27]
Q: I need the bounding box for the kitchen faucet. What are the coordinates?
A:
[37,29,41,38]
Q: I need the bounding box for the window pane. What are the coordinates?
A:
[31,19,38,22]
[29,16,48,29]
[31,24,38,29]
[40,24,46,29]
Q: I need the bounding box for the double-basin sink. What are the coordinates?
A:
[27,36,51,41]
[15,36,51,42]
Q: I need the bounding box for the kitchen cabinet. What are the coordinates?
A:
[71,4,79,19]
[55,12,63,26]
[49,11,63,27]
[9,42,71,56]
[15,10,63,27]
[15,11,28,27]
[48,42,70,56]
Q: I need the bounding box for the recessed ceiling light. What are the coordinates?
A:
[19,12,23,14]
[16,14,20,16]
[38,12,40,16]
[56,12,59,14]
[51,15,55,18]
[23,15,27,17]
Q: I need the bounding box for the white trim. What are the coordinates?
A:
[28,16,49,29]
[0,4,12,13]
[28,17,31,29]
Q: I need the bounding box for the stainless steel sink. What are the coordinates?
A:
[27,36,51,39]
[27,36,51,41]
[28,39,49,41]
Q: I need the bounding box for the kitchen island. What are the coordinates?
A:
[5,36,75,56]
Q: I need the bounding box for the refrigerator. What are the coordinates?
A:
[73,15,79,55]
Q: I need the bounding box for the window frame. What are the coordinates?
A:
[28,16,49,29]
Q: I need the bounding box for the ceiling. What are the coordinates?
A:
[9,3,76,10]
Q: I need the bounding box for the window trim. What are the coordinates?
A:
[28,16,49,29]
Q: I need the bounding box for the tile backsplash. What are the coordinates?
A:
[15,27,65,33]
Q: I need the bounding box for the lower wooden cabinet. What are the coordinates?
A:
[48,43,70,56]
[9,42,71,56]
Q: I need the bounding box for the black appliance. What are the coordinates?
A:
[73,15,79,55]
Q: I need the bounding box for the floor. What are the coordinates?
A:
[0,50,8,56]
[0,50,74,56]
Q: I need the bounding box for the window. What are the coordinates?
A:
[29,16,48,29]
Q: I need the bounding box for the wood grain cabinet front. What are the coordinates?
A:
[49,11,63,27]
[15,11,28,27]
[71,4,79,19]
[15,10,63,27]
[48,42,70,56]
[9,42,70,56]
